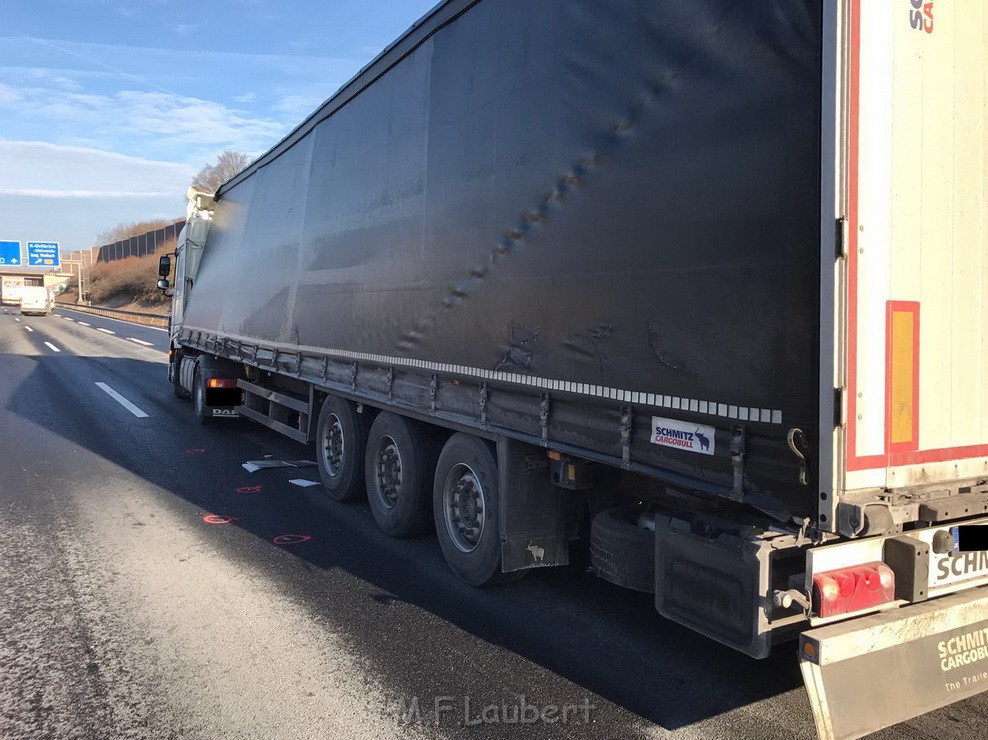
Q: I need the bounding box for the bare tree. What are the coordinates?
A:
[191,151,252,193]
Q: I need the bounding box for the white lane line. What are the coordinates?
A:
[14,317,20,322]
[95,382,149,418]
[25,326,34,333]
[63,316,74,321]
[97,327,115,335]
[44,341,61,353]
[78,321,91,326]
[127,337,154,347]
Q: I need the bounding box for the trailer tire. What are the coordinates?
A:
[192,365,212,425]
[364,413,440,537]
[316,395,370,502]
[590,506,655,593]
[433,433,511,587]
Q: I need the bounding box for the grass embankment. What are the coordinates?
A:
[63,248,172,314]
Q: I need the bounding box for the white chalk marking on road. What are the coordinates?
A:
[24,326,34,333]
[97,327,115,335]
[44,341,61,353]
[78,321,91,326]
[95,382,149,418]
[127,337,154,346]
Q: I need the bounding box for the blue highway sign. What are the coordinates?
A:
[0,240,21,266]
[27,241,60,268]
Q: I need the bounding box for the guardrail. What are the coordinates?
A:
[55,301,171,329]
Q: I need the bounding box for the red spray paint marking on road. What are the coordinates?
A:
[203,515,237,525]
[186,448,206,455]
[272,534,311,545]
[235,485,264,494]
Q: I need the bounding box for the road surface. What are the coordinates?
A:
[1,307,985,739]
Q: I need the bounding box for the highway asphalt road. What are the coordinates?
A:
[1,307,986,739]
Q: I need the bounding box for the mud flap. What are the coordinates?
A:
[497,437,569,572]
[800,587,988,739]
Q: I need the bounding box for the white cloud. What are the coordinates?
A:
[0,140,193,194]
[0,83,286,162]
[0,141,192,246]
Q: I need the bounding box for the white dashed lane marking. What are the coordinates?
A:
[127,337,154,347]
[44,341,61,353]
[78,322,91,326]
[24,326,34,333]
[95,382,149,418]
[97,328,116,335]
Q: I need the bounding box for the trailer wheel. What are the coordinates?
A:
[316,395,370,502]
[192,365,212,425]
[364,413,440,537]
[433,433,510,586]
[590,505,655,593]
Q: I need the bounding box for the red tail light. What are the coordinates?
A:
[812,562,895,618]
[207,378,237,389]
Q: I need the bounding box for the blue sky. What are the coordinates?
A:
[0,0,438,253]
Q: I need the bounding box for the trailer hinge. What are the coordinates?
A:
[834,387,846,427]
[730,425,746,502]
[386,366,395,402]
[835,216,849,259]
[479,382,489,427]
[321,355,329,381]
[429,374,438,413]
[539,393,551,445]
[272,348,281,372]
[620,406,633,468]
[295,352,303,378]
[350,361,358,392]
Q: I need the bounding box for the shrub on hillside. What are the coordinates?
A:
[89,246,173,308]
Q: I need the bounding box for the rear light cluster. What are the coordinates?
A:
[812,562,895,618]
[207,378,238,389]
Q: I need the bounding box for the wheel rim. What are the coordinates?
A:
[443,463,485,553]
[320,413,345,477]
[373,435,402,509]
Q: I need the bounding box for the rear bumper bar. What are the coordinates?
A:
[800,586,988,739]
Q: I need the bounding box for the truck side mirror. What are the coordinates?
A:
[157,278,170,291]
[158,255,171,277]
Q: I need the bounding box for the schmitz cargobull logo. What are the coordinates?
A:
[650,416,715,456]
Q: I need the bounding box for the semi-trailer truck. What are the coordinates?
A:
[158,2,988,737]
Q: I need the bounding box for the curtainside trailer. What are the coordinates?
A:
[157,1,988,737]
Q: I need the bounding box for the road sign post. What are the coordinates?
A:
[0,240,22,266]
[27,241,60,268]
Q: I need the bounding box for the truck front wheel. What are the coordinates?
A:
[433,433,509,586]
[170,353,190,399]
[316,395,370,502]
[192,365,212,425]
